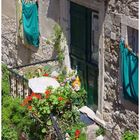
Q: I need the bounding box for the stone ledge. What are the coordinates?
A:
[79,106,106,128]
[121,15,138,29]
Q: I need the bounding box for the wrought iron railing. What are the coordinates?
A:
[6,59,64,140]
[2,30,64,139]
[8,58,58,98]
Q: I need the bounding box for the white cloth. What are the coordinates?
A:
[28,77,60,93]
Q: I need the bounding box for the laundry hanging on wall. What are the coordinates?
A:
[22,0,39,47]
[119,39,138,103]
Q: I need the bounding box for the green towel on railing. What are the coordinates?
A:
[22,1,39,47]
[120,40,138,103]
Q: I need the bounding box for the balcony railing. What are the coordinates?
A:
[6,58,64,140]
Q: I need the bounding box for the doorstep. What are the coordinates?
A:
[79,106,106,127]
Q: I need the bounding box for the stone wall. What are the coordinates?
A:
[2,1,139,139]
[2,0,60,67]
[103,0,138,139]
[2,15,55,67]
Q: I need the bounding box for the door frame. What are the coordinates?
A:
[60,0,105,119]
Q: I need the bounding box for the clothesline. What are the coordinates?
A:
[23,0,37,4]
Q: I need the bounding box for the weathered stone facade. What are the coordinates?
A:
[2,16,55,67]
[2,0,139,139]
[103,0,138,139]
[2,0,59,67]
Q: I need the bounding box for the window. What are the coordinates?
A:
[127,27,138,54]
[90,12,99,64]
[120,15,139,104]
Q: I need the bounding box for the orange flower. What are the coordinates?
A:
[31,92,36,97]
[46,95,49,99]
[21,98,29,106]
[28,106,32,110]
[31,92,41,99]
[20,103,25,107]
[36,94,41,99]
[75,129,80,138]
[45,90,51,95]
[58,97,63,101]
[43,73,49,76]
[26,96,32,101]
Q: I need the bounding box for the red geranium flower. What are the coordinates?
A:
[43,73,49,76]
[21,98,29,106]
[31,92,41,99]
[31,92,36,97]
[28,106,32,110]
[36,94,41,99]
[27,95,32,101]
[58,97,63,101]
[75,129,80,138]
[20,103,25,107]
[46,95,49,99]
[45,90,51,95]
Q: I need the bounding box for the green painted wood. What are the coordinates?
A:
[70,2,98,108]
[70,2,86,60]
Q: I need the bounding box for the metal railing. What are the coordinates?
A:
[8,67,30,98]
[6,59,64,140]
[8,58,58,98]
[2,30,64,139]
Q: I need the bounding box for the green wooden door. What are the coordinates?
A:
[70,2,99,109]
[70,2,86,59]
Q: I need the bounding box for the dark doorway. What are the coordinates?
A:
[70,2,99,110]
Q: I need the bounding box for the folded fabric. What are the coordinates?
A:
[22,1,39,47]
[120,40,138,103]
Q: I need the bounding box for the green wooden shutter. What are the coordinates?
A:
[70,2,86,60]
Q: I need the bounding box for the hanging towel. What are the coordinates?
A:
[22,1,39,47]
[120,40,138,103]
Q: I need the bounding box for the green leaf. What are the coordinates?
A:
[46,109,51,114]
[42,128,47,133]
[47,120,52,126]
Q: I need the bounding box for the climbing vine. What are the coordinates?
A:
[46,24,65,67]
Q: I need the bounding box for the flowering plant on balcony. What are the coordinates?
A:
[21,71,87,139]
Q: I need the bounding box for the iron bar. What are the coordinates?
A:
[9,72,11,96]
[15,74,18,97]
[7,68,28,82]
[12,58,58,69]
[2,35,17,47]
[2,31,17,35]
[6,57,63,139]
[50,114,64,140]
[23,79,25,98]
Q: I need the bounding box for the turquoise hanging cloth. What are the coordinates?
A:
[22,1,39,47]
[120,40,138,103]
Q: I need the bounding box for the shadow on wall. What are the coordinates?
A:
[35,0,61,60]
[17,39,39,65]
[47,0,60,23]
[45,0,64,60]
[39,0,60,38]
[2,0,16,18]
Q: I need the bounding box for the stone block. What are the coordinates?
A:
[104,28,111,38]
[111,13,121,26]
[111,32,116,40]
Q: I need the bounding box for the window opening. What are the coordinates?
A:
[127,27,138,54]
